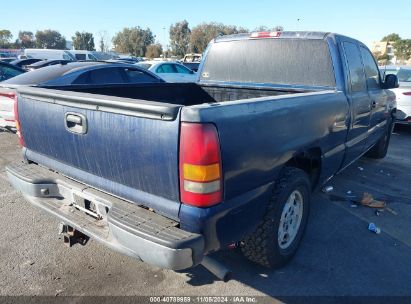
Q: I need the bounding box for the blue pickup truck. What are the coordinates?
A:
[6,31,398,280]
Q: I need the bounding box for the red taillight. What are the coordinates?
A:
[13,94,24,146]
[250,31,281,39]
[179,123,222,207]
[403,92,411,96]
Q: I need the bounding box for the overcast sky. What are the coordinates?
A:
[2,0,410,48]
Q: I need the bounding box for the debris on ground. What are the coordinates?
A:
[322,185,334,193]
[368,223,381,234]
[361,192,386,208]
[386,207,398,216]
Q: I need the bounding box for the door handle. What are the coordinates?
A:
[65,113,87,134]
[371,100,377,109]
[66,114,82,125]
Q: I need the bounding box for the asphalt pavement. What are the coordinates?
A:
[0,126,410,301]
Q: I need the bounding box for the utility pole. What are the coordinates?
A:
[163,26,166,58]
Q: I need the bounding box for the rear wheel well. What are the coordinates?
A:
[285,148,322,190]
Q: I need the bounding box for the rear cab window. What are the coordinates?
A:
[200,38,336,87]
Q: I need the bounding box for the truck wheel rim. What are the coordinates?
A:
[278,190,304,249]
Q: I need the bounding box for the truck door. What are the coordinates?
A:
[359,45,389,148]
[341,41,371,168]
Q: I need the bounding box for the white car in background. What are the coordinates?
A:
[381,66,411,124]
[70,50,99,61]
[136,61,197,83]
[23,49,76,61]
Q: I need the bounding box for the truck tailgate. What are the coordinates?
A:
[17,87,182,219]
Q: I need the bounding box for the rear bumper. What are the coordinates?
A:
[6,162,204,270]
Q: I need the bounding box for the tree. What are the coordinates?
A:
[112,27,154,56]
[35,30,67,49]
[169,20,191,57]
[18,31,35,48]
[378,52,390,61]
[145,43,163,58]
[394,39,411,61]
[72,31,95,51]
[189,22,248,53]
[0,30,13,48]
[381,33,401,42]
[97,30,111,52]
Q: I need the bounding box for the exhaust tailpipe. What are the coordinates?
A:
[201,256,232,282]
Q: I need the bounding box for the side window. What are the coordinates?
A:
[75,54,87,60]
[0,66,22,80]
[360,47,380,90]
[124,68,158,83]
[156,65,164,73]
[343,42,366,92]
[74,68,125,84]
[72,72,90,84]
[175,64,192,74]
[156,64,176,73]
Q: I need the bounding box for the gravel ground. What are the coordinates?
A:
[0,126,410,301]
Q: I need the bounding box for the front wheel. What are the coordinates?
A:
[241,167,311,268]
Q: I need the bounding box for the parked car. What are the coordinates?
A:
[117,56,143,63]
[137,61,197,82]
[0,62,163,129]
[0,62,26,129]
[24,49,76,61]
[25,60,75,71]
[181,62,200,72]
[182,53,202,62]
[106,59,138,65]
[0,61,25,82]
[69,50,99,61]
[6,31,397,280]
[0,57,17,63]
[0,53,18,62]
[380,66,411,124]
[9,58,43,69]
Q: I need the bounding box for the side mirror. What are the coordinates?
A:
[383,74,399,89]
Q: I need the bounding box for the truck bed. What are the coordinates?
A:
[16,83,323,222]
[46,82,310,105]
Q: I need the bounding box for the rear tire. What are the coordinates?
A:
[366,119,393,159]
[241,167,311,268]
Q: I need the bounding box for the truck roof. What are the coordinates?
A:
[213,31,331,43]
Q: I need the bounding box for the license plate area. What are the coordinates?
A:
[72,192,108,220]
